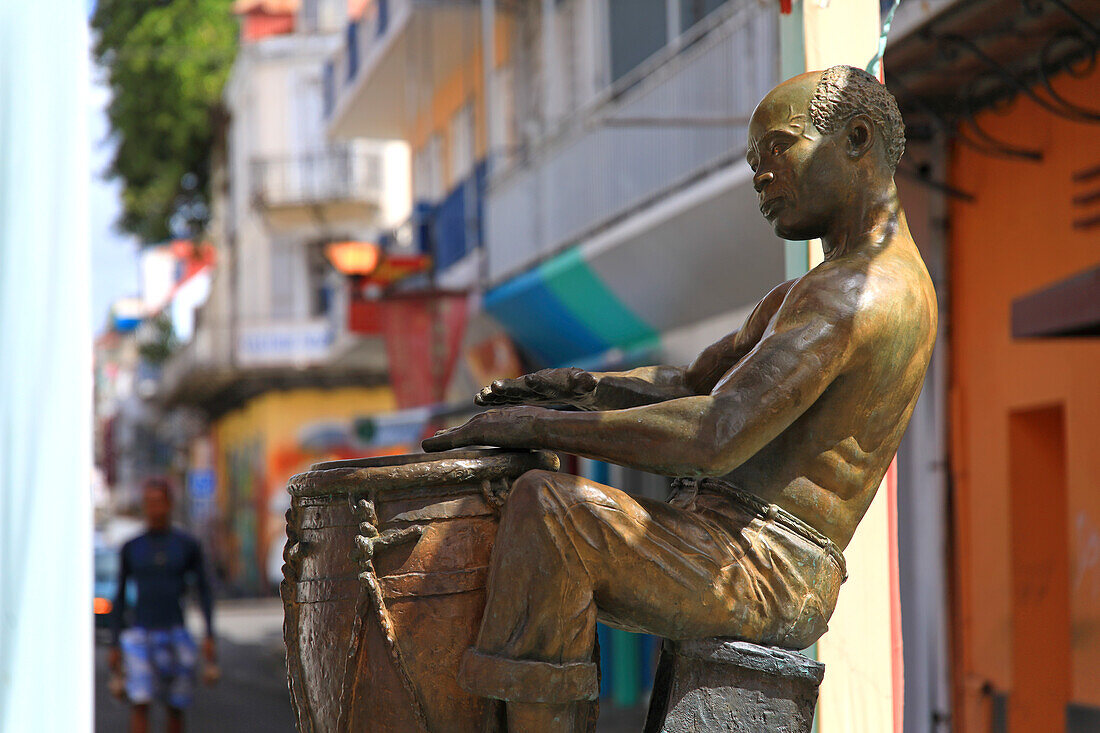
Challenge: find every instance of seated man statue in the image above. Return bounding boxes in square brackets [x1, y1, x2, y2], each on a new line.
[424, 65, 937, 732]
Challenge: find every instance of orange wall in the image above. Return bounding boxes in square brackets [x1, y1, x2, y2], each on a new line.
[949, 67, 1100, 732]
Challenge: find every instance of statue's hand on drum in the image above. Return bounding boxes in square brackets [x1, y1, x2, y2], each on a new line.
[475, 367, 598, 410]
[423, 406, 546, 453]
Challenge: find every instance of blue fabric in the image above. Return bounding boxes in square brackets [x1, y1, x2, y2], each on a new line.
[377, 0, 389, 36]
[431, 161, 486, 271]
[113, 530, 214, 645]
[120, 626, 198, 708]
[346, 20, 359, 80]
[484, 269, 609, 366]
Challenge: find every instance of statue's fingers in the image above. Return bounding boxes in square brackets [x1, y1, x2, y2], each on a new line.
[571, 370, 598, 394]
[423, 431, 462, 452]
[524, 372, 567, 399]
[486, 377, 532, 401]
[475, 387, 520, 406]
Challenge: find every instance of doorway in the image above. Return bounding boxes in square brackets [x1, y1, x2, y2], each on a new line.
[1008, 404, 1069, 732]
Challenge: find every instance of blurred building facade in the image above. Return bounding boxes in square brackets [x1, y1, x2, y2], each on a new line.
[94, 241, 217, 517]
[157, 0, 416, 594]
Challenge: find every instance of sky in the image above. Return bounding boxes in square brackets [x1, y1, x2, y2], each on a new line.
[88, 25, 141, 336]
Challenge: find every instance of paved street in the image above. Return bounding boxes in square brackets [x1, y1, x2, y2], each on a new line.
[95, 597, 649, 732]
[95, 598, 295, 732]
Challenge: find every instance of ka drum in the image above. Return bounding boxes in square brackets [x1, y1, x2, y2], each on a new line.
[281, 448, 560, 732]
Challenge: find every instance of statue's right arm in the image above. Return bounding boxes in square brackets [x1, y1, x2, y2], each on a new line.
[476, 365, 691, 410]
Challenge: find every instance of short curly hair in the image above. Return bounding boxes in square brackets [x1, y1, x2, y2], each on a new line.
[808, 65, 905, 171]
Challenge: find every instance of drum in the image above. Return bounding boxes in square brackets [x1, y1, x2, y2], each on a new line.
[281, 449, 560, 732]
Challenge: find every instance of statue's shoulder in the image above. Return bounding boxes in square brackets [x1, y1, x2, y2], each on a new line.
[779, 265, 866, 325]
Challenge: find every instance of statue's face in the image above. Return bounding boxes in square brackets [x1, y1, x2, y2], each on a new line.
[747, 75, 850, 241]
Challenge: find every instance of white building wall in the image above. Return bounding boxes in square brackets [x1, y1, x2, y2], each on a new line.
[199, 24, 411, 375]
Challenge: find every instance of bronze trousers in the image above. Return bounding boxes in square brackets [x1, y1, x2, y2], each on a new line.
[459, 470, 846, 704]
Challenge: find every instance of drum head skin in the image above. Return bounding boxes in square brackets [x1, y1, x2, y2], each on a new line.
[310, 448, 544, 472]
[289, 449, 561, 499]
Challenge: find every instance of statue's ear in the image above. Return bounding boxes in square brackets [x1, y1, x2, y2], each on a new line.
[845, 114, 874, 160]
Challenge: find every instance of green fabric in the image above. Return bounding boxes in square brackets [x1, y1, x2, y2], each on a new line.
[609, 628, 641, 708]
[786, 240, 810, 280]
[539, 248, 658, 349]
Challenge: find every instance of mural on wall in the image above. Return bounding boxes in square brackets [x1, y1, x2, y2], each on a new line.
[216, 400, 431, 594]
[225, 438, 263, 592]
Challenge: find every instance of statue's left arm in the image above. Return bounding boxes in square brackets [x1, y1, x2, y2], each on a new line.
[424, 281, 857, 475]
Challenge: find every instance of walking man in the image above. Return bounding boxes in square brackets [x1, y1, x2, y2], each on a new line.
[108, 478, 217, 733]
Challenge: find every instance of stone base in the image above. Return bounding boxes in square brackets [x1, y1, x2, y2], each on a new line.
[643, 639, 824, 733]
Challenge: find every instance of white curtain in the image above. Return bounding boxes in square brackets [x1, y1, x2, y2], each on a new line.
[0, 2, 94, 731]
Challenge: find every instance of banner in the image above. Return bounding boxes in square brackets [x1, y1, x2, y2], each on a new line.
[381, 293, 468, 408]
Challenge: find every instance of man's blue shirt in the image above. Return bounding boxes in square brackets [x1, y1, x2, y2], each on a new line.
[111, 528, 214, 645]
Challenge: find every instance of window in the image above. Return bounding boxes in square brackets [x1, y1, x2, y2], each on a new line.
[412, 133, 444, 202]
[490, 65, 514, 167]
[556, 0, 584, 115]
[306, 244, 333, 317]
[300, 0, 319, 33]
[608, 0, 668, 83]
[679, 0, 727, 33]
[448, 102, 475, 188]
[270, 242, 296, 320]
[511, 5, 542, 156]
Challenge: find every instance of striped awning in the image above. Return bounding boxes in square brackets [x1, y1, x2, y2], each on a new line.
[483, 170, 785, 368]
[483, 248, 659, 367]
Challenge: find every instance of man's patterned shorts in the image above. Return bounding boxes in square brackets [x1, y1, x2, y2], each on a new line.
[120, 626, 197, 708]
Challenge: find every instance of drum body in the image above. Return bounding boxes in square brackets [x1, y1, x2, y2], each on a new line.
[282, 449, 559, 732]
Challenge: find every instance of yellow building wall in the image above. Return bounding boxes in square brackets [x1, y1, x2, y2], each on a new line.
[211, 385, 396, 592]
[796, 3, 905, 732]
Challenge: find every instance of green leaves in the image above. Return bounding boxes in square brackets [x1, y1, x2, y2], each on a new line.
[91, 0, 238, 243]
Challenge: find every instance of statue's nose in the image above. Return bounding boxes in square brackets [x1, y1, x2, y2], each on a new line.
[753, 170, 774, 193]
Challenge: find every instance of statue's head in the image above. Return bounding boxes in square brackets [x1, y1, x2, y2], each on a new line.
[747, 65, 905, 241]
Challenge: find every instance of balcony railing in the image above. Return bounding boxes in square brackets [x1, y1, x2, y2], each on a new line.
[250, 142, 383, 209]
[484, 0, 778, 283]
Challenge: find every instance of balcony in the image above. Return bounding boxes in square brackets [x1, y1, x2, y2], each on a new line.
[325, 0, 480, 139]
[484, 0, 779, 284]
[249, 142, 384, 228]
[158, 318, 236, 411]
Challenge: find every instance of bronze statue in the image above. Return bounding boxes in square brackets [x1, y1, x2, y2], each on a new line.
[422, 65, 938, 732]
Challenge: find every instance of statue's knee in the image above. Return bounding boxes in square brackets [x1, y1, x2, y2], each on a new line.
[509, 469, 558, 506]
[503, 468, 572, 512]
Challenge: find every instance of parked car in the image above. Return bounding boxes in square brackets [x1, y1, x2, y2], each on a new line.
[94, 542, 134, 632]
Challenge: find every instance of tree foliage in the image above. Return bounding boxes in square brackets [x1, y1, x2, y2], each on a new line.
[137, 311, 180, 365]
[92, 0, 238, 243]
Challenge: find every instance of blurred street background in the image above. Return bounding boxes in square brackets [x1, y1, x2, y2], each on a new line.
[82, 0, 1100, 732]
